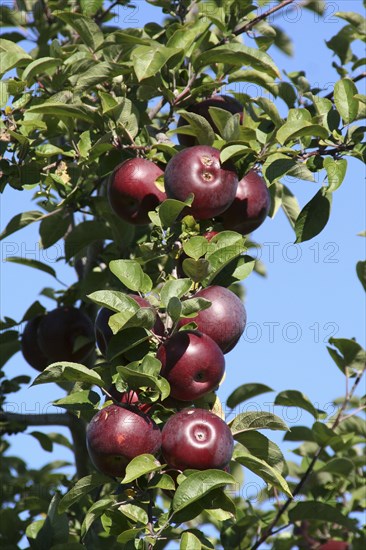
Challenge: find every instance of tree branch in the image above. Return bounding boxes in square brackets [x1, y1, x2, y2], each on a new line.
[251, 366, 365, 549]
[1, 411, 90, 479]
[229, 0, 296, 40]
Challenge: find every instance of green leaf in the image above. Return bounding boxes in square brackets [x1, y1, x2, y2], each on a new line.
[234, 453, 292, 497]
[118, 502, 148, 524]
[58, 474, 114, 514]
[182, 258, 210, 282]
[281, 184, 301, 229]
[274, 390, 319, 419]
[180, 531, 202, 550]
[87, 290, 139, 313]
[29, 431, 53, 452]
[132, 45, 182, 81]
[0, 330, 21, 368]
[40, 211, 71, 249]
[227, 383, 273, 409]
[108, 307, 156, 334]
[177, 111, 216, 145]
[65, 220, 112, 261]
[172, 470, 235, 513]
[31, 362, 105, 388]
[277, 120, 328, 145]
[183, 237, 209, 260]
[324, 158, 347, 192]
[334, 78, 359, 124]
[116, 364, 170, 401]
[288, 501, 357, 531]
[28, 103, 98, 124]
[80, 0, 103, 16]
[5, 257, 56, 278]
[204, 231, 246, 285]
[81, 497, 117, 539]
[0, 38, 31, 75]
[122, 454, 162, 484]
[160, 279, 192, 306]
[22, 57, 62, 84]
[54, 11, 104, 51]
[158, 198, 192, 228]
[167, 297, 182, 323]
[317, 457, 354, 477]
[295, 188, 332, 243]
[0, 211, 44, 241]
[234, 431, 287, 474]
[230, 412, 289, 435]
[53, 390, 100, 411]
[194, 43, 280, 79]
[356, 260, 366, 291]
[181, 297, 212, 317]
[109, 260, 152, 293]
[263, 153, 297, 183]
[254, 96, 283, 126]
[327, 338, 366, 373]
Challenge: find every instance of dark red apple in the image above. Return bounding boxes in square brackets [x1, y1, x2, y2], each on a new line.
[164, 146, 238, 220]
[318, 542, 349, 550]
[108, 158, 166, 225]
[107, 387, 152, 413]
[178, 286, 246, 353]
[21, 315, 49, 371]
[177, 95, 243, 147]
[86, 404, 162, 477]
[161, 408, 234, 470]
[95, 295, 165, 357]
[156, 330, 225, 401]
[219, 170, 270, 234]
[37, 307, 94, 363]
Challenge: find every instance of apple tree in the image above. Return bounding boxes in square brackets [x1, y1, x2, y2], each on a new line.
[0, 1, 365, 549]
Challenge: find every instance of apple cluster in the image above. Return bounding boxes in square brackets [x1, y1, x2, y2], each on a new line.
[86, 96, 270, 479]
[22, 96, 271, 481]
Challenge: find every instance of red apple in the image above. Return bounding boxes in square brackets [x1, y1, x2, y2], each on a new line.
[161, 408, 234, 470]
[177, 95, 243, 147]
[318, 542, 349, 550]
[108, 158, 166, 225]
[37, 307, 94, 363]
[219, 170, 270, 234]
[164, 146, 238, 220]
[178, 286, 246, 353]
[21, 315, 49, 371]
[86, 404, 162, 477]
[95, 295, 164, 357]
[156, 330, 225, 401]
[107, 387, 152, 413]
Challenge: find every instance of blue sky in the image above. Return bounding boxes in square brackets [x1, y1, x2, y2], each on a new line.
[1, 0, 365, 541]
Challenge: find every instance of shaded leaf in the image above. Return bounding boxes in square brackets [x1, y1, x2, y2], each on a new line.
[234, 453, 292, 497]
[227, 383, 273, 409]
[274, 390, 319, 419]
[288, 501, 358, 531]
[58, 474, 113, 514]
[109, 260, 152, 293]
[230, 412, 289, 435]
[295, 188, 332, 243]
[0, 211, 44, 241]
[172, 470, 235, 513]
[5, 257, 56, 278]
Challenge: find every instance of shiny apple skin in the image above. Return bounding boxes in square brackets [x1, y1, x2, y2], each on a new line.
[37, 307, 94, 363]
[164, 146, 238, 220]
[178, 286, 246, 353]
[219, 170, 270, 234]
[21, 315, 49, 371]
[108, 158, 166, 225]
[95, 295, 164, 356]
[156, 330, 225, 401]
[161, 408, 234, 470]
[86, 404, 162, 477]
[177, 95, 243, 147]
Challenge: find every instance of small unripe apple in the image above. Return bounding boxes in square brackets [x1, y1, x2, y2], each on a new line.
[86, 404, 162, 477]
[21, 316, 49, 371]
[156, 330, 225, 401]
[219, 170, 270, 234]
[95, 295, 165, 357]
[164, 146, 238, 220]
[108, 158, 166, 225]
[161, 408, 234, 470]
[178, 285, 246, 353]
[37, 307, 94, 363]
[177, 95, 243, 147]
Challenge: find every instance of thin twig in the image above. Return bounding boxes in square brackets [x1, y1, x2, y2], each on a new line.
[251, 365, 365, 549]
